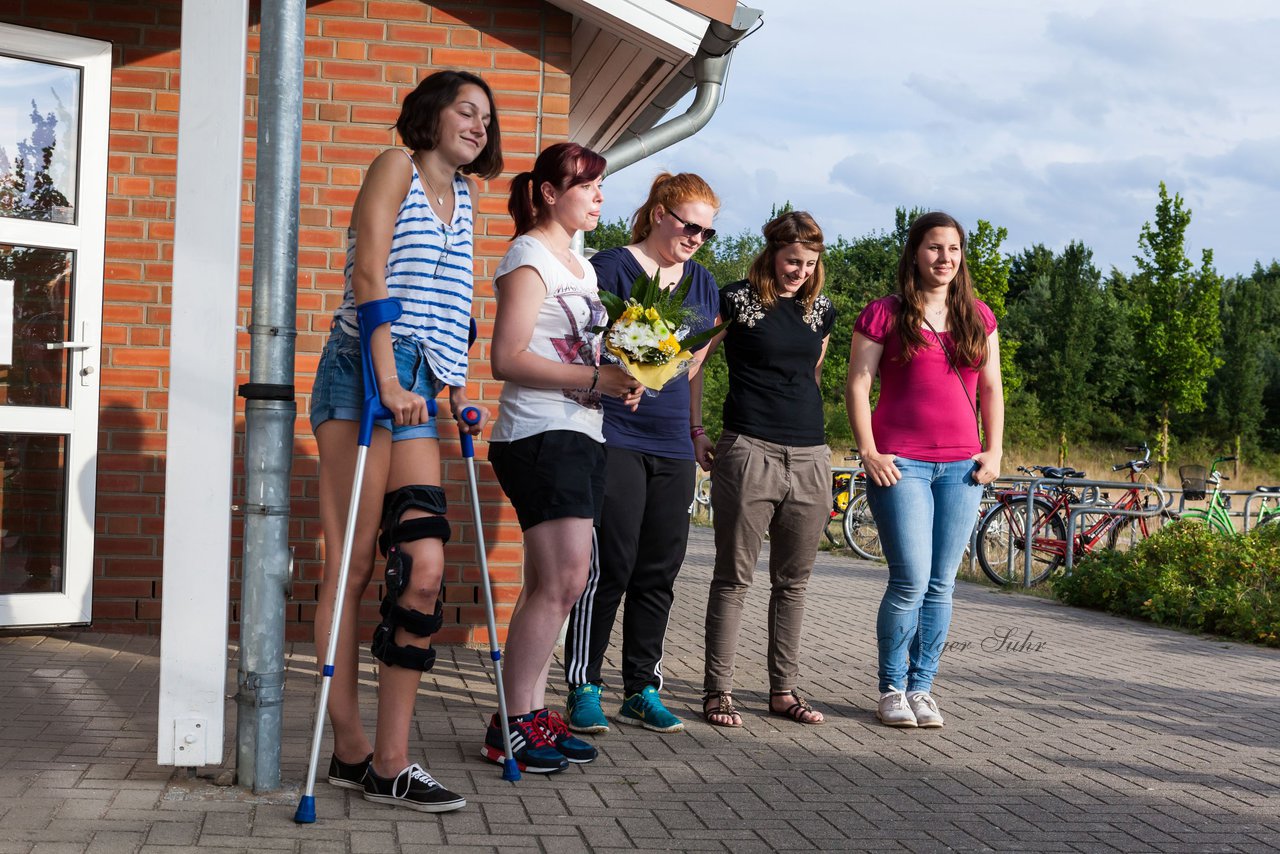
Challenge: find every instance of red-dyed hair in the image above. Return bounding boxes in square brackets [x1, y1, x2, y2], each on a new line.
[507, 142, 606, 236]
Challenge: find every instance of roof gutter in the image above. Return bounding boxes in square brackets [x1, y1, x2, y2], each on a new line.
[600, 5, 762, 177]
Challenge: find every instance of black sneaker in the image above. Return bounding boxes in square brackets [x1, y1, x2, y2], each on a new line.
[327, 752, 372, 790]
[533, 708, 598, 763]
[362, 762, 466, 813]
[482, 713, 568, 773]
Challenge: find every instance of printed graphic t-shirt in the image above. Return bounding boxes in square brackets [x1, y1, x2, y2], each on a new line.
[490, 234, 606, 443]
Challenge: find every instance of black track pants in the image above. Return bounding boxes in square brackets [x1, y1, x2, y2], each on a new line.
[564, 447, 695, 696]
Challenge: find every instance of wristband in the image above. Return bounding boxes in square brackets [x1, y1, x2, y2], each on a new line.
[380, 373, 398, 385]
[690, 426, 707, 439]
[589, 365, 599, 391]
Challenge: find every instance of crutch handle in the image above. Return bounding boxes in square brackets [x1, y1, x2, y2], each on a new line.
[356, 298, 402, 447]
[459, 406, 481, 459]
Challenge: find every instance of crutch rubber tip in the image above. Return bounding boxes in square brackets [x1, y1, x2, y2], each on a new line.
[294, 796, 316, 824]
[502, 759, 521, 783]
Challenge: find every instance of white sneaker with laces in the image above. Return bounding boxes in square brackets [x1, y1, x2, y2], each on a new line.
[877, 688, 917, 728]
[906, 691, 944, 728]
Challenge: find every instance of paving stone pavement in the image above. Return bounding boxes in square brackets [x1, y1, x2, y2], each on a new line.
[2, 524, 1279, 853]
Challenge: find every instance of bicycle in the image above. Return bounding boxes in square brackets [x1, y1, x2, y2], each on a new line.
[975, 444, 1159, 586]
[823, 455, 862, 549]
[842, 489, 883, 562]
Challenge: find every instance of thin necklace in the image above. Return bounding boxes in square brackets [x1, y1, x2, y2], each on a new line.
[413, 153, 451, 206]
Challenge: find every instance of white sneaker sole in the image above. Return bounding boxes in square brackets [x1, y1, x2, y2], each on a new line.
[362, 791, 466, 813]
[877, 713, 918, 728]
[614, 712, 685, 733]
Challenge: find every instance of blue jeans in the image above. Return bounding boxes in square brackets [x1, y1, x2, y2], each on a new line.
[866, 457, 984, 694]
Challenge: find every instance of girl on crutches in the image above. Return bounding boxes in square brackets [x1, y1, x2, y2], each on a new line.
[307, 71, 502, 812]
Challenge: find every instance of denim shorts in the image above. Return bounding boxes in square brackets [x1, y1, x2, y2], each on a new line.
[309, 327, 444, 441]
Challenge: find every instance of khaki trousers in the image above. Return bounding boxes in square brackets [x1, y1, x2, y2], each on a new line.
[703, 431, 830, 693]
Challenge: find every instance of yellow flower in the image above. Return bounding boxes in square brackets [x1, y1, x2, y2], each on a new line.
[659, 334, 680, 355]
[645, 307, 661, 323]
[621, 306, 641, 323]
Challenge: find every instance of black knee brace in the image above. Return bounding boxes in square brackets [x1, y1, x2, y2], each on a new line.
[371, 485, 452, 670]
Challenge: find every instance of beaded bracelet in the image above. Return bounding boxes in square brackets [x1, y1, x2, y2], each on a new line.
[690, 426, 707, 439]
[589, 365, 600, 391]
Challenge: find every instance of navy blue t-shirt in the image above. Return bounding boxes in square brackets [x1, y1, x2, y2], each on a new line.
[592, 246, 720, 460]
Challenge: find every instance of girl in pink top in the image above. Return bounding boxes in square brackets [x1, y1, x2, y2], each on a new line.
[846, 211, 1004, 730]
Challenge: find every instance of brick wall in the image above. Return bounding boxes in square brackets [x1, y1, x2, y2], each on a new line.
[3, 0, 571, 641]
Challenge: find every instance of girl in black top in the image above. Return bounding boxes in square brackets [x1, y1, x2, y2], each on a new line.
[692, 211, 835, 727]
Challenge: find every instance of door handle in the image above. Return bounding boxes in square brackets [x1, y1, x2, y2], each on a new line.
[46, 340, 92, 351]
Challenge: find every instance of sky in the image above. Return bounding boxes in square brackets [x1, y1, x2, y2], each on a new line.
[598, 0, 1280, 278]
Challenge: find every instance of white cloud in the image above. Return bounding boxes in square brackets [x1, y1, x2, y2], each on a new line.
[600, 0, 1280, 274]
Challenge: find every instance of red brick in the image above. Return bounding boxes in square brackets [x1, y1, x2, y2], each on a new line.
[385, 23, 449, 45]
[332, 81, 398, 103]
[368, 0, 429, 20]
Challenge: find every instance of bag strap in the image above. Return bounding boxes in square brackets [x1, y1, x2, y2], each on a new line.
[921, 316, 982, 446]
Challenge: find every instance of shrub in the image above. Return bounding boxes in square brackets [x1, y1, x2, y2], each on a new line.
[1051, 520, 1280, 646]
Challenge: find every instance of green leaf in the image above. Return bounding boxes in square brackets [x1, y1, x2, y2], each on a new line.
[598, 288, 627, 322]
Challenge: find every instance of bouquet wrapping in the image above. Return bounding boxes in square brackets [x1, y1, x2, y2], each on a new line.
[596, 269, 728, 392]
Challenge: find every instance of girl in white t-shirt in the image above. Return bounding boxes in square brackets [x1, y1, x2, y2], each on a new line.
[483, 142, 642, 773]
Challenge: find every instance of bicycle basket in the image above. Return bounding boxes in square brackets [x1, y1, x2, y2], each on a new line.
[1179, 465, 1207, 501]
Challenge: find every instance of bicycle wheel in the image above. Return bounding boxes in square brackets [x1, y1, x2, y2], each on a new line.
[976, 496, 1065, 585]
[843, 493, 884, 562]
[1106, 498, 1154, 552]
[1179, 509, 1234, 535]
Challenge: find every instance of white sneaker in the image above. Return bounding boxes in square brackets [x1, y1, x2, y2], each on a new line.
[906, 691, 944, 728]
[877, 689, 917, 728]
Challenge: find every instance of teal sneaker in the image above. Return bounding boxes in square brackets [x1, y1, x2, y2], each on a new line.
[616, 685, 685, 733]
[566, 683, 610, 734]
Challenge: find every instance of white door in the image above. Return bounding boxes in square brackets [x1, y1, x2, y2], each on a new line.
[0, 24, 110, 626]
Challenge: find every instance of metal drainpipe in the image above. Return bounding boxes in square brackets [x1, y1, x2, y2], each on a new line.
[571, 6, 762, 255]
[235, 0, 305, 794]
[600, 7, 761, 177]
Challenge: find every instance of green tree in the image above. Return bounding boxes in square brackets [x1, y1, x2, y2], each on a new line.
[1126, 183, 1223, 481]
[584, 216, 631, 252]
[1210, 269, 1274, 468]
[1004, 242, 1114, 463]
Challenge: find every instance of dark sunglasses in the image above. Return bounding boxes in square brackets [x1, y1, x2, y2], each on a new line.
[667, 209, 716, 241]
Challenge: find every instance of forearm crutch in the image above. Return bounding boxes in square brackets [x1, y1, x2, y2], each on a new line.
[296, 298, 411, 824]
[458, 406, 521, 782]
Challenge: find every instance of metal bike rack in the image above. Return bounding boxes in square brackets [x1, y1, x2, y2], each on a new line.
[1241, 490, 1280, 533]
[1060, 479, 1171, 575]
[969, 475, 1170, 587]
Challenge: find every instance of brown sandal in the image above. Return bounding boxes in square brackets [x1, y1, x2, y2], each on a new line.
[702, 691, 743, 728]
[769, 689, 824, 725]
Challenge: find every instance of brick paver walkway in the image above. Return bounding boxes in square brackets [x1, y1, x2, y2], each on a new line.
[2, 525, 1278, 852]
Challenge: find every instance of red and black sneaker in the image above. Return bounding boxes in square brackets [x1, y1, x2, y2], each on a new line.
[533, 708, 598, 763]
[482, 712, 568, 773]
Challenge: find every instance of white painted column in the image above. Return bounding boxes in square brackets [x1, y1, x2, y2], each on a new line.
[157, 0, 249, 767]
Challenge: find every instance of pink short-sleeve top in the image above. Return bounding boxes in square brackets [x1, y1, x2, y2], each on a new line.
[854, 294, 997, 462]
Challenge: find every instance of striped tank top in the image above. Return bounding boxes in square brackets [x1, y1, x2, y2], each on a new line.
[334, 151, 474, 388]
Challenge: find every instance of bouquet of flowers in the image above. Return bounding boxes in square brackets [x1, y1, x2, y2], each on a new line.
[596, 269, 728, 391]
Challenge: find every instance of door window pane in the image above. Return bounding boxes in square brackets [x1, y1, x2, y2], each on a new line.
[0, 243, 72, 408]
[0, 432, 66, 594]
[0, 54, 79, 224]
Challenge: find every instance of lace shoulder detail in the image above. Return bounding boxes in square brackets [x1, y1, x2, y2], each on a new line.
[724, 284, 765, 328]
[803, 294, 834, 333]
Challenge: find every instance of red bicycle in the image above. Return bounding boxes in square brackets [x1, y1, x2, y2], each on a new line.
[975, 444, 1157, 586]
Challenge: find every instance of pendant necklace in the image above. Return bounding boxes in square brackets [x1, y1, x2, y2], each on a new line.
[414, 154, 449, 206]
